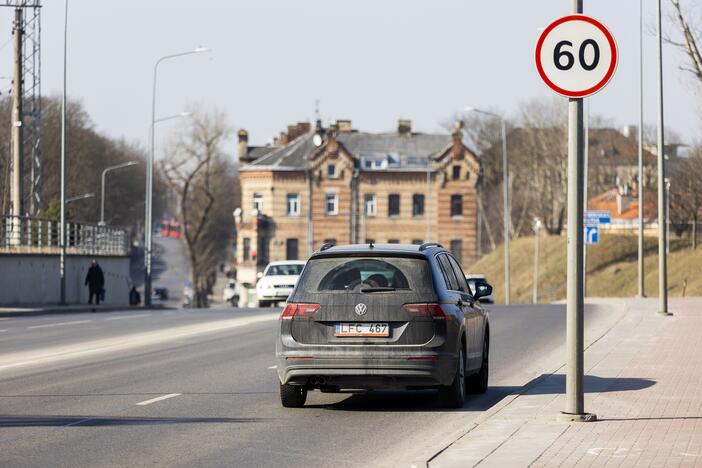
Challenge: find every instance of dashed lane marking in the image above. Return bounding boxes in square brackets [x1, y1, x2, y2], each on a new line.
[105, 314, 151, 321]
[136, 393, 181, 406]
[27, 320, 92, 330]
[268, 365, 277, 369]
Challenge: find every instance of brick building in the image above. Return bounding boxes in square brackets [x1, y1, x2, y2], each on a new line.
[234, 119, 480, 285]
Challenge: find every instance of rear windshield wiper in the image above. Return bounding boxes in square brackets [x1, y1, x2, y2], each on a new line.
[361, 287, 407, 293]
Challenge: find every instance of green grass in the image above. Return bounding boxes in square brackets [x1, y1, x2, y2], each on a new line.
[467, 232, 698, 304]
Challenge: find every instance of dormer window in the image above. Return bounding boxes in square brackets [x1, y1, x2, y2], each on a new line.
[452, 165, 461, 180]
[327, 164, 337, 178]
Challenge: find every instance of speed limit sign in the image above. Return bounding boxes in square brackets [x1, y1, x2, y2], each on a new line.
[535, 15, 618, 98]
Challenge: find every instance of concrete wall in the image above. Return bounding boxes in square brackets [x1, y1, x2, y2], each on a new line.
[0, 255, 131, 305]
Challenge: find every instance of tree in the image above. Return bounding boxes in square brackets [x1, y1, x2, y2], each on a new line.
[160, 109, 236, 308]
[670, 0, 702, 88]
[669, 148, 702, 248]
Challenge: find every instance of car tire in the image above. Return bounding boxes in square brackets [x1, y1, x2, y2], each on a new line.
[280, 383, 307, 408]
[258, 300, 268, 308]
[438, 344, 466, 408]
[467, 330, 489, 394]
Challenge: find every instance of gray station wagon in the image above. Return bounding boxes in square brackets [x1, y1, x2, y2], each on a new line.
[275, 242, 492, 408]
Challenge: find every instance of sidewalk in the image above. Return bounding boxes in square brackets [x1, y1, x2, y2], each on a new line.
[430, 297, 702, 467]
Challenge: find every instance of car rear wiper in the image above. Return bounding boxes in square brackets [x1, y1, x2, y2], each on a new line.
[361, 287, 408, 293]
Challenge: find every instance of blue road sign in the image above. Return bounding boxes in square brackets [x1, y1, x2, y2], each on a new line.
[584, 210, 611, 226]
[585, 225, 599, 245]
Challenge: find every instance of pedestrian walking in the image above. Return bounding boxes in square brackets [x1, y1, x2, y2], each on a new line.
[85, 259, 105, 305]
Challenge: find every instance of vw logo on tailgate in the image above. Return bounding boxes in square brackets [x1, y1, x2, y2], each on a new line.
[354, 303, 367, 316]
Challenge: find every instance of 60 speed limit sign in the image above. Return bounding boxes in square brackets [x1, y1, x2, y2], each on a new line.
[535, 15, 618, 98]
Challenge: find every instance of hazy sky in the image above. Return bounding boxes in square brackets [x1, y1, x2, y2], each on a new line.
[2, 0, 700, 148]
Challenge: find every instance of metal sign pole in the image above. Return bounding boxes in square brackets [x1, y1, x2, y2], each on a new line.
[563, 0, 594, 421]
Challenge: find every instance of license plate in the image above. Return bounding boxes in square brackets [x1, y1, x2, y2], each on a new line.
[335, 323, 389, 337]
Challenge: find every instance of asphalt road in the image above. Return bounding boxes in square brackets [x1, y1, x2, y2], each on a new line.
[0, 303, 625, 467]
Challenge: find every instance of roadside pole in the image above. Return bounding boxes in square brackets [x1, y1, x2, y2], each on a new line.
[656, 0, 671, 316]
[535, 1, 617, 421]
[532, 218, 541, 304]
[638, 0, 646, 298]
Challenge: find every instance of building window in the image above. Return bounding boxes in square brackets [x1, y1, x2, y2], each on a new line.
[388, 239, 400, 244]
[252, 193, 263, 213]
[412, 194, 425, 217]
[452, 165, 461, 180]
[286, 193, 300, 216]
[327, 164, 337, 178]
[388, 194, 400, 217]
[243, 237, 251, 262]
[450, 194, 463, 217]
[411, 239, 423, 245]
[286, 239, 299, 260]
[364, 194, 377, 216]
[450, 240, 463, 261]
[325, 193, 338, 215]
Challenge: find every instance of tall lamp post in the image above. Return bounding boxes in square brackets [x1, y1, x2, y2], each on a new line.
[656, 0, 670, 315]
[145, 48, 210, 306]
[465, 107, 510, 304]
[532, 217, 542, 305]
[59, 0, 68, 304]
[638, 0, 646, 298]
[100, 161, 139, 225]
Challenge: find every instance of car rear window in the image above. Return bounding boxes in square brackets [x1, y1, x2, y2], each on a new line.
[295, 256, 434, 293]
[266, 264, 304, 276]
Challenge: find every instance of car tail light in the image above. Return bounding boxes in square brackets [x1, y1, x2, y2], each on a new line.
[403, 303, 447, 319]
[280, 303, 320, 320]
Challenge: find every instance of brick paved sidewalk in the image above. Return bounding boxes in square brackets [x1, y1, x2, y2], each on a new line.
[430, 298, 702, 467]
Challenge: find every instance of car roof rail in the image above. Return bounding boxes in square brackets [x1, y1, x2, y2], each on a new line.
[319, 242, 335, 252]
[419, 242, 443, 251]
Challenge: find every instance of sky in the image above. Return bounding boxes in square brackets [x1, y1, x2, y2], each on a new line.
[1, 0, 700, 149]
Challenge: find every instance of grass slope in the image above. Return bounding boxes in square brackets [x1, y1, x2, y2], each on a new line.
[467, 232, 699, 304]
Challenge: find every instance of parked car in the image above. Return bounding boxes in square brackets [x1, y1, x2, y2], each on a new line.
[153, 287, 169, 301]
[275, 242, 492, 408]
[256, 260, 306, 307]
[465, 274, 494, 303]
[222, 280, 242, 307]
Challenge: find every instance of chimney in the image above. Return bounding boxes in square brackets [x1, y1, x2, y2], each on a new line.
[621, 125, 638, 139]
[398, 119, 412, 136]
[238, 129, 249, 160]
[336, 119, 352, 133]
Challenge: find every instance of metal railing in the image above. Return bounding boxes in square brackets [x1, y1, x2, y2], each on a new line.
[0, 215, 129, 256]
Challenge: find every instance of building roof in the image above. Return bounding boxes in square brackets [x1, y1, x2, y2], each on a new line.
[588, 188, 657, 220]
[241, 131, 467, 173]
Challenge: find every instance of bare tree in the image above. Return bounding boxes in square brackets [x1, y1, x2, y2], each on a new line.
[670, 0, 702, 86]
[160, 109, 235, 308]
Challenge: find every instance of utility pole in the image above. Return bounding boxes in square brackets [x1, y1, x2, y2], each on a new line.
[10, 7, 24, 243]
[564, 0, 592, 421]
[59, 0, 68, 305]
[532, 218, 541, 304]
[638, 0, 646, 298]
[583, 100, 589, 298]
[656, 0, 670, 316]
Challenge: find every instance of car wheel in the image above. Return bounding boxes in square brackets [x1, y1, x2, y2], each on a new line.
[467, 330, 489, 394]
[438, 344, 466, 408]
[280, 383, 307, 408]
[258, 300, 268, 308]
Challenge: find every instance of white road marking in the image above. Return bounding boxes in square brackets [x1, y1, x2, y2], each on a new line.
[27, 320, 92, 330]
[136, 393, 181, 406]
[268, 365, 277, 369]
[0, 329, 7, 333]
[105, 313, 151, 321]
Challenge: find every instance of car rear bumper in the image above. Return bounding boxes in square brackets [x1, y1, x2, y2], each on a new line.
[276, 354, 457, 388]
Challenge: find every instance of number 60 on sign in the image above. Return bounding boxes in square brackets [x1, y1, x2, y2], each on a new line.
[535, 15, 618, 98]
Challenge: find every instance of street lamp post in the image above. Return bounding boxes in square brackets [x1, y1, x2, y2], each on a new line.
[100, 161, 139, 225]
[656, 0, 670, 315]
[59, 0, 68, 305]
[532, 217, 542, 305]
[638, 0, 646, 298]
[66, 193, 95, 204]
[465, 107, 510, 304]
[145, 48, 210, 307]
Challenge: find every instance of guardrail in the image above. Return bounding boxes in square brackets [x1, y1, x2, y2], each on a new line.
[0, 215, 129, 256]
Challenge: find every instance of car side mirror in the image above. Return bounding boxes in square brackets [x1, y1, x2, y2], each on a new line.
[473, 280, 493, 300]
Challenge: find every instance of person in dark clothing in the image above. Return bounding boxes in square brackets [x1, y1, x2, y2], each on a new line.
[85, 259, 105, 305]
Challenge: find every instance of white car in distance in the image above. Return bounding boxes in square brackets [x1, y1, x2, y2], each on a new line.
[256, 261, 306, 308]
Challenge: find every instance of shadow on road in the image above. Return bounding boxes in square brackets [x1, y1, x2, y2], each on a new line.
[307, 374, 655, 412]
[0, 415, 267, 427]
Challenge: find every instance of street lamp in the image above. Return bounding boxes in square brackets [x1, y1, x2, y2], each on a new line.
[66, 193, 95, 204]
[100, 161, 139, 225]
[656, 0, 670, 315]
[59, 0, 68, 304]
[145, 48, 210, 306]
[464, 107, 510, 304]
[532, 217, 542, 305]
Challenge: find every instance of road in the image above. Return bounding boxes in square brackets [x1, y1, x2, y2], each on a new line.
[0, 303, 625, 467]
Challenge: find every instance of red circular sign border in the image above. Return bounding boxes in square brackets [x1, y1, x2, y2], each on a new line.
[535, 15, 618, 98]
